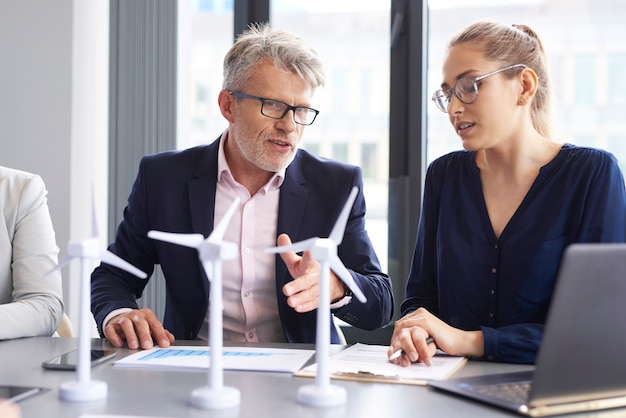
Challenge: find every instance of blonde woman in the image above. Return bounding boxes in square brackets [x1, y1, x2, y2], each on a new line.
[389, 21, 626, 365]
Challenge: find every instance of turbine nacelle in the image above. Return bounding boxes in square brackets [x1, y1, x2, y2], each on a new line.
[309, 238, 336, 259]
[67, 238, 100, 258]
[198, 241, 238, 262]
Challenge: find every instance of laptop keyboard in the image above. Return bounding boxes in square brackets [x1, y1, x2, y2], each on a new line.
[470, 382, 532, 404]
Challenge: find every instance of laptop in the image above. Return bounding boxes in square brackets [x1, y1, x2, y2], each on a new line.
[429, 243, 626, 417]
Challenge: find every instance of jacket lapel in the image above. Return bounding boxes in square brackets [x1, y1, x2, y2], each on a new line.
[188, 139, 220, 236]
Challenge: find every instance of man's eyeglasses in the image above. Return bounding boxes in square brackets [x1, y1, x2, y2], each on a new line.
[431, 64, 528, 113]
[229, 91, 319, 125]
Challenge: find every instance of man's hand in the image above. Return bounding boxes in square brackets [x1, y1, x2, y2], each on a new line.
[104, 308, 175, 350]
[277, 234, 345, 312]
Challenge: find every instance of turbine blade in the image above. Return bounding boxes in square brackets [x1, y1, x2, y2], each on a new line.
[210, 197, 241, 241]
[264, 237, 319, 254]
[147, 230, 205, 248]
[329, 186, 358, 245]
[101, 250, 147, 279]
[43, 255, 74, 276]
[329, 255, 367, 303]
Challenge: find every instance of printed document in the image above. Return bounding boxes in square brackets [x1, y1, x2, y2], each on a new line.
[295, 343, 467, 385]
[114, 346, 315, 373]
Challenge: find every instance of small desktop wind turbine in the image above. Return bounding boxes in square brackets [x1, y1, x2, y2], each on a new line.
[48, 193, 147, 402]
[147, 197, 241, 410]
[265, 186, 367, 407]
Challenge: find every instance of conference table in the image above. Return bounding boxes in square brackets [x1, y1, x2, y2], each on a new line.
[1, 337, 622, 418]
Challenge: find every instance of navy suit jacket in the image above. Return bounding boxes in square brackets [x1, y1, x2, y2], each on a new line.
[91, 137, 393, 343]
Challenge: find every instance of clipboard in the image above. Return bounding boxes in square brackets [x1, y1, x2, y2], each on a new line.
[294, 343, 467, 386]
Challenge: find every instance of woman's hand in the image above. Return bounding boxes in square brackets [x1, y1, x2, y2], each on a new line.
[387, 307, 484, 366]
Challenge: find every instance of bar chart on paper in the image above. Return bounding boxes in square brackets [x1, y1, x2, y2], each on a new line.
[114, 346, 315, 373]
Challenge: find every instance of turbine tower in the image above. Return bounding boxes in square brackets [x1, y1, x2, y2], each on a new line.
[147, 197, 241, 410]
[48, 193, 147, 402]
[265, 186, 367, 407]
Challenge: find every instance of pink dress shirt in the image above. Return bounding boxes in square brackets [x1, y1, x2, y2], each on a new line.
[197, 132, 287, 342]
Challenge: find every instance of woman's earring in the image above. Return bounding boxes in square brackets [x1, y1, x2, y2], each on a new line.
[518, 98, 525, 105]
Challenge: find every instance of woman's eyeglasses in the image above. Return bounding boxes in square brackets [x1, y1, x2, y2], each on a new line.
[431, 64, 528, 113]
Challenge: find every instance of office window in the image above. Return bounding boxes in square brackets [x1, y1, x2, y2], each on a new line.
[194, 0, 233, 10]
[607, 135, 626, 174]
[332, 143, 349, 163]
[360, 143, 377, 180]
[179, 1, 234, 150]
[332, 69, 351, 117]
[271, 1, 390, 271]
[607, 54, 626, 124]
[574, 54, 596, 106]
[426, 1, 626, 166]
[192, 84, 210, 131]
[573, 135, 596, 148]
[605, 54, 626, 170]
[302, 142, 320, 157]
[608, 55, 626, 106]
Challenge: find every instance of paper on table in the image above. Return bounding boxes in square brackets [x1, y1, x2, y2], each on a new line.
[295, 343, 467, 385]
[114, 346, 315, 373]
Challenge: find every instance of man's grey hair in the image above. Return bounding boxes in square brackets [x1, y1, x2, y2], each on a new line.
[222, 22, 325, 92]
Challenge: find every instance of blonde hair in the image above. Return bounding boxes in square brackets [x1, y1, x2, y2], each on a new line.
[223, 23, 325, 92]
[448, 21, 552, 138]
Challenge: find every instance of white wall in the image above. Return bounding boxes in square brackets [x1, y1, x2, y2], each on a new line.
[0, 2, 72, 247]
[0, 0, 109, 336]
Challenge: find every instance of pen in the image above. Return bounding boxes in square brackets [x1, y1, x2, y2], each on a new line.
[389, 337, 435, 361]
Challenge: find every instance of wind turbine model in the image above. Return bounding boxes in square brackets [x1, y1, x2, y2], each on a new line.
[147, 197, 241, 410]
[265, 186, 367, 407]
[48, 197, 147, 402]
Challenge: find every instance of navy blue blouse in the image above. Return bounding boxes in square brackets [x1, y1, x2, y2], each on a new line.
[403, 144, 626, 364]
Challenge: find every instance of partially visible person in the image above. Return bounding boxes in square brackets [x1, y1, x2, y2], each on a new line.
[388, 21, 626, 366]
[0, 399, 21, 418]
[91, 23, 393, 350]
[0, 166, 64, 339]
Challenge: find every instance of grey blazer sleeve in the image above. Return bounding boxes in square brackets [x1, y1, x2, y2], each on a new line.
[0, 168, 64, 339]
